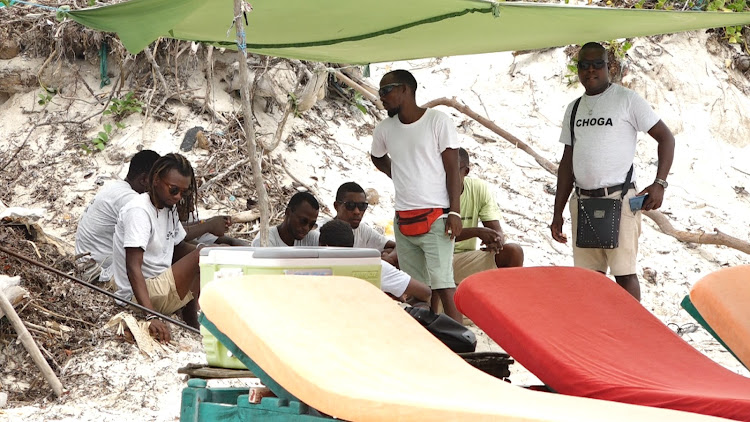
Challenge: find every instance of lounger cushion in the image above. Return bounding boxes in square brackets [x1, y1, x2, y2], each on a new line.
[690, 265, 750, 369]
[455, 266, 750, 421]
[199, 274, 727, 422]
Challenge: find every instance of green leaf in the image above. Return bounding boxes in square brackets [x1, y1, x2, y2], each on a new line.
[355, 103, 367, 114]
[95, 143, 106, 151]
[104, 123, 112, 133]
[116, 122, 126, 129]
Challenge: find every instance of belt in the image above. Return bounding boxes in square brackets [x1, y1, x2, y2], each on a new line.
[577, 182, 635, 198]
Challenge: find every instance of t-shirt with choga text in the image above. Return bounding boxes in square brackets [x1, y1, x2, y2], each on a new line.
[559, 84, 660, 190]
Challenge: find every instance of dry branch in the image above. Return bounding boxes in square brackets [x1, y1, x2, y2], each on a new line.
[331, 69, 384, 110]
[645, 211, 750, 254]
[0, 276, 63, 398]
[422, 97, 557, 174]
[231, 210, 261, 224]
[198, 158, 250, 193]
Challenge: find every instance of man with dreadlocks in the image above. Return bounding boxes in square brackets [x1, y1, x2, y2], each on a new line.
[111, 153, 203, 343]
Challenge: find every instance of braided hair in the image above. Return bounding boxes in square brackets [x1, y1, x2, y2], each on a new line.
[148, 153, 198, 222]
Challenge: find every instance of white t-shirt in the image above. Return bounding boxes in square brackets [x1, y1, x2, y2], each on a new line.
[251, 225, 320, 247]
[353, 223, 389, 251]
[111, 193, 186, 300]
[559, 84, 660, 190]
[380, 261, 410, 298]
[75, 180, 138, 280]
[371, 108, 460, 210]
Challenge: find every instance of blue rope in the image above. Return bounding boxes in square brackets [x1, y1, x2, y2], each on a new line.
[9, 0, 59, 11]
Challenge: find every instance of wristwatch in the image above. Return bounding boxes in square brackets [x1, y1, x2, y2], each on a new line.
[654, 178, 668, 189]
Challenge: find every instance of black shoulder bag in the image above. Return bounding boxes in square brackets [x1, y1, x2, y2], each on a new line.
[570, 98, 632, 249]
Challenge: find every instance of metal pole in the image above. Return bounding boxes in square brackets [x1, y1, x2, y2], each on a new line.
[0, 245, 200, 334]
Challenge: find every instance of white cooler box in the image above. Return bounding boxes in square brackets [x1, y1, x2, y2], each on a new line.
[199, 246, 381, 369]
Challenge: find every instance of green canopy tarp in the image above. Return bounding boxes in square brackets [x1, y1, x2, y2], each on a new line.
[67, 0, 750, 64]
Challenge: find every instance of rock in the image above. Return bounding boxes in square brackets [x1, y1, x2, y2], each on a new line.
[365, 188, 380, 205]
[180, 126, 205, 151]
[195, 130, 209, 150]
[734, 55, 750, 72]
[0, 39, 20, 60]
[643, 267, 658, 284]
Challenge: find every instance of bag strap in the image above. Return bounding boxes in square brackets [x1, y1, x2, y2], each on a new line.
[570, 97, 581, 194]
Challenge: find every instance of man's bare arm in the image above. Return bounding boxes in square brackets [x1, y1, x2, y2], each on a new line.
[371, 154, 392, 179]
[640, 120, 675, 210]
[441, 148, 463, 239]
[550, 145, 574, 244]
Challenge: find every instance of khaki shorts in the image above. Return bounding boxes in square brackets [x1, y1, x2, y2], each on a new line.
[570, 188, 641, 276]
[132, 268, 194, 316]
[453, 250, 497, 285]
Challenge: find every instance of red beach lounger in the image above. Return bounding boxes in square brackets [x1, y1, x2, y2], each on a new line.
[455, 266, 750, 421]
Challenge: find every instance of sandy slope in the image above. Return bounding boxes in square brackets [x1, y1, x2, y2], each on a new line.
[1, 30, 749, 421]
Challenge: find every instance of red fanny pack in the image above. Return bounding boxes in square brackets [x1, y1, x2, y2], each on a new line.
[396, 208, 447, 236]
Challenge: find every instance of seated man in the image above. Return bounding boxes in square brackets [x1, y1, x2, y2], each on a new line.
[252, 191, 320, 247]
[333, 182, 395, 253]
[319, 219, 430, 304]
[75, 150, 160, 282]
[453, 148, 524, 285]
[111, 153, 203, 343]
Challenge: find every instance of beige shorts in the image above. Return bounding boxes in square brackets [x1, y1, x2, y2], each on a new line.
[570, 188, 641, 276]
[132, 268, 194, 316]
[453, 250, 497, 285]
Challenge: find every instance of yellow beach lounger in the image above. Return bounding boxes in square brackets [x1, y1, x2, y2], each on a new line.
[190, 275, 731, 422]
[684, 265, 750, 370]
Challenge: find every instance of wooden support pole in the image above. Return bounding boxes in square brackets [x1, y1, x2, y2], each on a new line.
[0, 277, 63, 397]
[234, 0, 270, 247]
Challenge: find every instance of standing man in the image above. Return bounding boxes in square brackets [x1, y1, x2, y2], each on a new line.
[371, 69, 463, 322]
[76, 150, 160, 282]
[111, 153, 204, 343]
[252, 191, 320, 247]
[453, 148, 524, 285]
[550, 42, 675, 301]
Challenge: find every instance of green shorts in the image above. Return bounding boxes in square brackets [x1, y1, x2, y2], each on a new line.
[394, 215, 456, 290]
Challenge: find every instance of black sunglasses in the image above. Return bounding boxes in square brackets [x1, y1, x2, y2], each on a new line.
[378, 83, 403, 97]
[165, 182, 189, 197]
[343, 201, 368, 212]
[577, 60, 607, 70]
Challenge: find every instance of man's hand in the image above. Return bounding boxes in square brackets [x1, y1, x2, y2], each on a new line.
[550, 214, 568, 244]
[148, 319, 171, 343]
[445, 214, 462, 240]
[475, 227, 504, 253]
[206, 216, 231, 237]
[637, 184, 665, 211]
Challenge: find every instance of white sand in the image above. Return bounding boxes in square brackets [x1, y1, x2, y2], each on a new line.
[1, 30, 749, 420]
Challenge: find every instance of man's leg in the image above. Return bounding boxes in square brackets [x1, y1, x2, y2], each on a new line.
[422, 219, 462, 322]
[615, 274, 640, 301]
[170, 244, 202, 326]
[494, 243, 524, 268]
[608, 189, 642, 302]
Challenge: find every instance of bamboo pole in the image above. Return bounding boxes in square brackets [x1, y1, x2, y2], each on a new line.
[0, 278, 63, 397]
[233, 0, 270, 246]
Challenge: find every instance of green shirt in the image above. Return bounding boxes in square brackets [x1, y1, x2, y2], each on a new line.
[454, 177, 502, 254]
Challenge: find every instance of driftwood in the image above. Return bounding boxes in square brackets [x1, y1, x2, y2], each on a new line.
[231, 210, 261, 224]
[331, 69, 384, 110]
[0, 276, 63, 397]
[423, 97, 750, 255]
[178, 363, 256, 379]
[422, 97, 558, 175]
[645, 211, 750, 254]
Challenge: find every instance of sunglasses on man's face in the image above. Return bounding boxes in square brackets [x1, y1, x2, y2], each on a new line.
[343, 201, 368, 212]
[378, 83, 403, 97]
[577, 60, 607, 71]
[165, 183, 190, 197]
